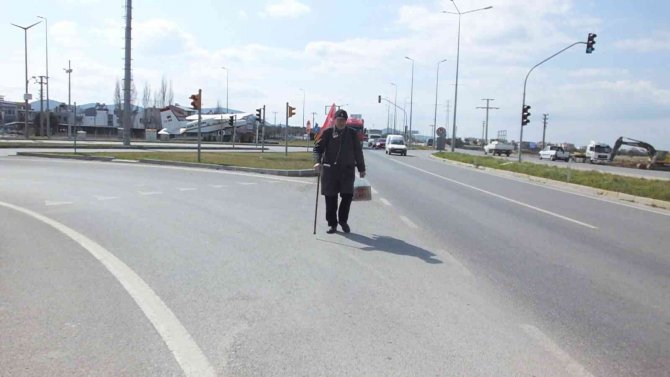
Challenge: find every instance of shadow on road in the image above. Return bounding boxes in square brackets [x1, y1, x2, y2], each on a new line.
[338, 233, 442, 264]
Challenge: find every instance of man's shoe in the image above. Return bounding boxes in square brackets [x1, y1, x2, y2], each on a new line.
[327, 226, 337, 234]
[340, 223, 350, 233]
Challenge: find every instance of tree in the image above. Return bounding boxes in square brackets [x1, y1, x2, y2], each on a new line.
[167, 80, 174, 106]
[156, 75, 168, 108]
[216, 100, 223, 114]
[142, 82, 152, 128]
[114, 79, 122, 126]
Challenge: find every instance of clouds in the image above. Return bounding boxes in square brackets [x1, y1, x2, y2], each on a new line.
[614, 30, 670, 53]
[262, 0, 311, 19]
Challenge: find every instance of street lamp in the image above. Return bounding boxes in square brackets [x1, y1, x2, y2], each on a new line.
[300, 88, 306, 150]
[222, 66, 231, 146]
[433, 59, 447, 149]
[64, 60, 73, 138]
[390, 82, 398, 134]
[11, 20, 41, 139]
[37, 16, 50, 138]
[443, 1, 493, 151]
[405, 56, 414, 146]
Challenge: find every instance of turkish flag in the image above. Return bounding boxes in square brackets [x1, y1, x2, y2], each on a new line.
[315, 103, 337, 142]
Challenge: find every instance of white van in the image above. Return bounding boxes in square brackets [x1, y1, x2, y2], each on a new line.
[385, 135, 407, 156]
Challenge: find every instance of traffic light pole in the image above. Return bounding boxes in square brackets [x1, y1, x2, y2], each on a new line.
[285, 102, 289, 156]
[197, 89, 202, 163]
[232, 114, 236, 149]
[261, 105, 266, 154]
[519, 41, 586, 162]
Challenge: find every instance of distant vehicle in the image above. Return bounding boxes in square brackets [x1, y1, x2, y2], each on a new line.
[373, 138, 386, 149]
[346, 116, 365, 142]
[368, 137, 379, 148]
[539, 145, 570, 161]
[483, 140, 513, 156]
[385, 135, 407, 156]
[585, 141, 612, 163]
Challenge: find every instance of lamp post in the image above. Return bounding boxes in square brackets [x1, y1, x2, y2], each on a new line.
[64, 60, 73, 138]
[433, 59, 447, 149]
[404, 56, 414, 147]
[443, 1, 493, 151]
[11, 21, 41, 139]
[390, 82, 398, 134]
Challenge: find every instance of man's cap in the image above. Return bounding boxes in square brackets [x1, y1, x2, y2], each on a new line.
[335, 109, 348, 119]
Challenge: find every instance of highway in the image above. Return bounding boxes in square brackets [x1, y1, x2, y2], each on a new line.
[1, 152, 669, 376]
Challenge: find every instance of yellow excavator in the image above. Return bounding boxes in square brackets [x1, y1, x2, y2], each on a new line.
[609, 137, 670, 171]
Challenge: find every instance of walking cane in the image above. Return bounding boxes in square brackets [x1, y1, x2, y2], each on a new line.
[313, 166, 321, 235]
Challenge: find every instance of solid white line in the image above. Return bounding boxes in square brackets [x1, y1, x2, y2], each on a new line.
[399, 215, 418, 229]
[139, 191, 162, 196]
[379, 198, 392, 206]
[520, 324, 594, 377]
[386, 157, 598, 229]
[95, 196, 119, 201]
[45, 200, 73, 206]
[178, 188, 197, 191]
[0, 200, 216, 377]
[237, 182, 257, 186]
[209, 185, 226, 188]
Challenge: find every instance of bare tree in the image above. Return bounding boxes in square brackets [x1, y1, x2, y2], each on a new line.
[216, 100, 222, 114]
[131, 80, 139, 127]
[167, 80, 174, 106]
[156, 76, 168, 108]
[142, 82, 151, 128]
[114, 79, 122, 127]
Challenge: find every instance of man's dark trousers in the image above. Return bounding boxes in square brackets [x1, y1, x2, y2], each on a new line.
[325, 194, 353, 227]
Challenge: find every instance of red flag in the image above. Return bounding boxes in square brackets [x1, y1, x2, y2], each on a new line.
[315, 103, 337, 142]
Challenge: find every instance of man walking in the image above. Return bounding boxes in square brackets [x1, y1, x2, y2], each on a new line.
[313, 109, 366, 234]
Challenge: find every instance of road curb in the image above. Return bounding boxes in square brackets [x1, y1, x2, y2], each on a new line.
[15, 152, 316, 177]
[428, 154, 670, 211]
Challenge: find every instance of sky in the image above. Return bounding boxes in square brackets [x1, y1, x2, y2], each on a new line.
[2, 0, 669, 149]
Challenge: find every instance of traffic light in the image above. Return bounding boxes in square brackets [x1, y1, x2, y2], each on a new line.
[586, 33, 597, 54]
[228, 116, 234, 126]
[189, 93, 201, 110]
[287, 104, 296, 118]
[255, 108, 262, 120]
[522, 105, 531, 126]
[378, 95, 381, 103]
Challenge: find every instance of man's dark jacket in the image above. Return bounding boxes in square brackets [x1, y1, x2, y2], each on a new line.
[313, 126, 366, 196]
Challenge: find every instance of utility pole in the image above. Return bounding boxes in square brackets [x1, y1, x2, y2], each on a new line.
[261, 105, 266, 153]
[64, 60, 73, 138]
[37, 16, 50, 138]
[122, 0, 133, 146]
[34, 76, 46, 136]
[476, 98, 499, 145]
[445, 100, 450, 139]
[542, 113, 548, 149]
[197, 89, 202, 162]
[273, 111, 277, 127]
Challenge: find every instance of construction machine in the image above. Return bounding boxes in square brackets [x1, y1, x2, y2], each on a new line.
[610, 137, 670, 171]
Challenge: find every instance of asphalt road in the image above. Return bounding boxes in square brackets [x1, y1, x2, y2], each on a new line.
[1, 153, 669, 376]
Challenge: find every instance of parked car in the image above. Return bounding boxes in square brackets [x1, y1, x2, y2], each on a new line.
[539, 145, 570, 161]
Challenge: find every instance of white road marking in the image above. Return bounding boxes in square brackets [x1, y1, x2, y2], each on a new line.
[379, 198, 392, 206]
[427, 153, 670, 217]
[371, 187, 379, 195]
[399, 215, 418, 229]
[45, 201, 73, 206]
[237, 182, 257, 186]
[209, 185, 226, 188]
[139, 191, 162, 196]
[520, 324, 594, 377]
[178, 188, 197, 191]
[385, 157, 598, 229]
[0, 200, 216, 377]
[94, 196, 119, 201]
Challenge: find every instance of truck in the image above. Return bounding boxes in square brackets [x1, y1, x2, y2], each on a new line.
[538, 145, 571, 161]
[585, 141, 612, 163]
[484, 140, 514, 156]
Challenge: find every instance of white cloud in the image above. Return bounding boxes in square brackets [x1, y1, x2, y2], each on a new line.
[238, 10, 249, 20]
[615, 31, 670, 53]
[263, 0, 311, 19]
